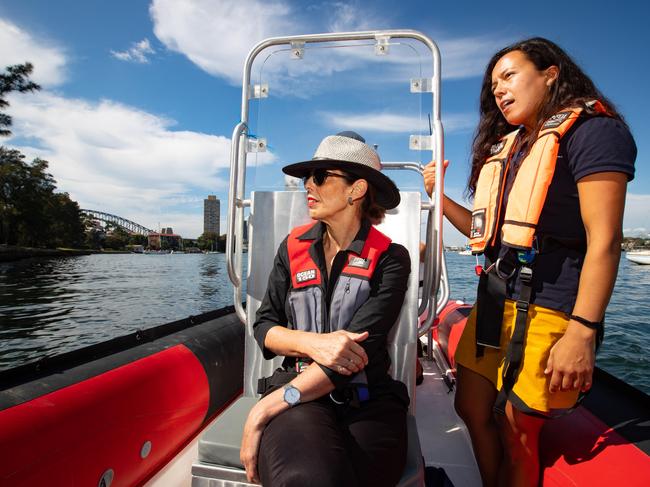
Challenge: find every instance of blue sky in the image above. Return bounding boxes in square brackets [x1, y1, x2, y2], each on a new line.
[0, 0, 647, 244]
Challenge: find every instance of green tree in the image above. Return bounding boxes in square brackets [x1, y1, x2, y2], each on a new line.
[44, 192, 86, 248]
[0, 63, 93, 250]
[84, 219, 105, 249]
[0, 147, 23, 243]
[197, 231, 218, 251]
[217, 234, 227, 252]
[0, 63, 75, 248]
[15, 158, 56, 246]
[128, 234, 148, 246]
[1, 63, 40, 136]
[0, 148, 86, 248]
[103, 226, 130, 250]
[0, 148, 55, 246]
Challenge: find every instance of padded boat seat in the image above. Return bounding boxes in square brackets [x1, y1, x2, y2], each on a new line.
[197, 396, 424, 486]
[198, 397, 257, 468]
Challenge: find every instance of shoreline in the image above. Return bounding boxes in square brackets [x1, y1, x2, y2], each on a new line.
[0, 246, 130, 263]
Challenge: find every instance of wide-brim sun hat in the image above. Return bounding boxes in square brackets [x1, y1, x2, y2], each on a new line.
[282, 131, 401, 210]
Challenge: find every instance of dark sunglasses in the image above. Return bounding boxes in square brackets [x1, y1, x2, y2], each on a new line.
[303, 168, 357, 186]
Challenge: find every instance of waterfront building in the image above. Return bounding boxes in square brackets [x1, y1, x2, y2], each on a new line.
[148, 230, 183, 250]
[204, 196, 220, 236]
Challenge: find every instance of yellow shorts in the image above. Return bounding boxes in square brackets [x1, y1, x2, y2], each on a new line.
[455, 299, 579, 415]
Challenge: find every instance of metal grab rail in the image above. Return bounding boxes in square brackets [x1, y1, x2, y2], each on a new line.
[226, 122, 248, 323]
[419, 206, 435, 318]
[381, 161, 444, 336]
[436, 252, 450, 317]
[226, 30, 445, 331]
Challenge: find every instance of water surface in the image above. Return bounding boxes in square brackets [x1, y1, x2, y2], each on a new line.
[1, 252, 648, 393]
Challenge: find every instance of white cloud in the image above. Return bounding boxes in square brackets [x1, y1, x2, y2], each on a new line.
[149, 0, 509, 88]
[7, 91, 275, 238]
[0, 17, 67, 87]
[321, 110, 476, 134]
[624, 228, 649, 238]
[325, 2, 381, 32]
[624, 193, 650, 237]
[150, 0, 296, 85]
[0, 13, 280, 239]
[111, 38, 156, 64]
[150, 0, 380, 98]
[437, 36, 510, 80]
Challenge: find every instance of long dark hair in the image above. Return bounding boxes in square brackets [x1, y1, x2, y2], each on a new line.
[468, 37, 625, 197]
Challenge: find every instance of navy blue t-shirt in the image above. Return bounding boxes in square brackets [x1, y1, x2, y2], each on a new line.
[492, 116, 636, 313]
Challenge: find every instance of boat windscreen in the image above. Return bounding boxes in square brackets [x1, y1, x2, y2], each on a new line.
[244, 39, 434, 200]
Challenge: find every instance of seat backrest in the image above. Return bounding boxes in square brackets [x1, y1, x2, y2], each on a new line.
[244, 191, 421, 411]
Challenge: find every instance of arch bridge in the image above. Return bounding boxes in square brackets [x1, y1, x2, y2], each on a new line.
[81, 209, 153, 236]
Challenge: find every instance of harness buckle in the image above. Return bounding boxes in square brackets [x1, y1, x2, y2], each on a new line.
[494, 257, 517, 280]
[515, 299, 529, 313]
[518, 265, 533, 284]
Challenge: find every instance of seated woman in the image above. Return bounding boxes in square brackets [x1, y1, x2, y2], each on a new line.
[240, 131, 411, 487]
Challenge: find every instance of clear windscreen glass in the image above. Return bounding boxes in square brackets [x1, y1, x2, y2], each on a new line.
[245, 38, 435, 196]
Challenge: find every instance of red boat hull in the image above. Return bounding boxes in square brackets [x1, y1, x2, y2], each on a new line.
[0, 308, 244, 487]
[434, 301, 650, 486]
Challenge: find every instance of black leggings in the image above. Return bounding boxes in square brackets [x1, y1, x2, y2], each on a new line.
[258, 396, 408, 487]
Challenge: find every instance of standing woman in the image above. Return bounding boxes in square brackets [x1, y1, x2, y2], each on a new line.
[424, 38, 636, 486]
[240, 131, 411, 486]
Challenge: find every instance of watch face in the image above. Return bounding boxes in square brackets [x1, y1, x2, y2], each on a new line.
[284, 385, 300, 405]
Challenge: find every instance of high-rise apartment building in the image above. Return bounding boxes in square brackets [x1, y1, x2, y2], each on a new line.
[204, 195, 220, 236]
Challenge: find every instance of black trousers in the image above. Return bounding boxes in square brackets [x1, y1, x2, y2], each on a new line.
[257, 395, 408, 487]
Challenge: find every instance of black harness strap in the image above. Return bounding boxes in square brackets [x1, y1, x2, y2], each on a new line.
[493, 265, 533, 415]
[475, 235, 596, 415]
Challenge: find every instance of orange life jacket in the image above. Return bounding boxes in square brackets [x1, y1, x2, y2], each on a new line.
[469, 102, 608, 254]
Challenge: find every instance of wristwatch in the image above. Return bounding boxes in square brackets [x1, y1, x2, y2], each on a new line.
[283, 384, 301, 407]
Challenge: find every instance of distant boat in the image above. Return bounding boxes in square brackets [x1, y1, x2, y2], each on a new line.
[626, 250, 650, 265]
[458, 244, 472, 256]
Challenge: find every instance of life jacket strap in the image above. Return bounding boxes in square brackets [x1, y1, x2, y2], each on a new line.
[288, 222, 323, 289]
[494, 264, 534, 415]
[491, 262, 604, 416]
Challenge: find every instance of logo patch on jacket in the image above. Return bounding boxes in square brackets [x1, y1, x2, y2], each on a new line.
[347, 256, 371, 269]
[490, 140, 505, 156]
[543, 111, 571, 129]
[296, 269, 317, 283]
